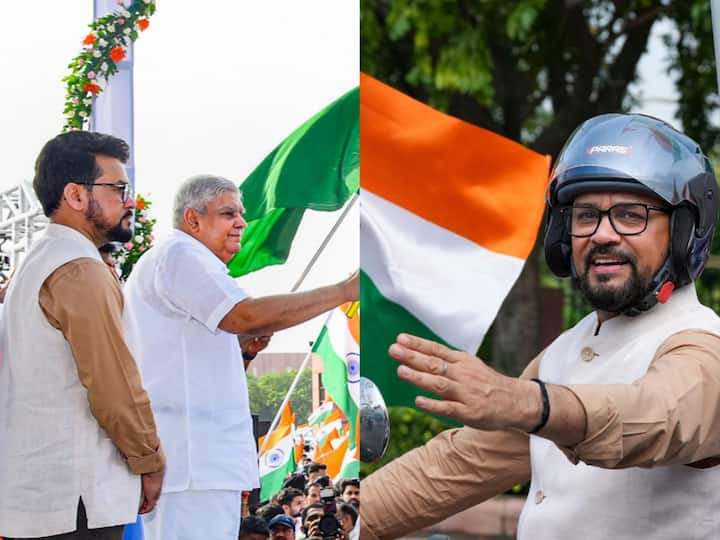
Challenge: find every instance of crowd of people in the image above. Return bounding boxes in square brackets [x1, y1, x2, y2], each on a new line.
[241, 463, 359, 540]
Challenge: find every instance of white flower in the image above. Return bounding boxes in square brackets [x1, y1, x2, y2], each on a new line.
[83, 98, 92, 106]
[123, 28, 131, 34]
[98, 38, 108, 47]
[93, 50, 102, 58]
[101, 62, 109, 72]
[107, 24, 115, 32]
[122, 9, 131, 17]
[79, 111, 88, 118]
[134, 235, 144, 243]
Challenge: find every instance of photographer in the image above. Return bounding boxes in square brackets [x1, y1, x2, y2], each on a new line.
[300, 504, 323, 539]
[300, 489, 349, 540]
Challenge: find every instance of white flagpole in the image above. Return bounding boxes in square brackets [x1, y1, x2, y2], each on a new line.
[91, 0, 136, 190]
[291, 192, 359, 292]
[258, 309, 336, 455]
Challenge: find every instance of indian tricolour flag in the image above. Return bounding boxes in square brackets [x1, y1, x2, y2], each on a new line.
[258, 402, 295, 501]
[360, 73, 550, 410]
[312, 306, 359, 477]
[312, 306, 359, 450]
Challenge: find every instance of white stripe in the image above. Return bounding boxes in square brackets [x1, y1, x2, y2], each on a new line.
[258, 433, 293, 476]
[326, 309, 359, 357]
[360, 190, 525, 352]
[325, 310, 360, 405]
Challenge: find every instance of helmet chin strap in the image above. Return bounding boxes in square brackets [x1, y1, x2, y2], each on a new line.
[621, 257, 676, 317]
[570, 256, 677, 317]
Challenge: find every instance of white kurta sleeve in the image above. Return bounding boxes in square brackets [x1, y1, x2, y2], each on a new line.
[154, 243, 247, 332]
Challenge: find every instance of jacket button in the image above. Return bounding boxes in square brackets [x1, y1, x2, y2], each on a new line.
[535, 489, 545, 504]
[581, 346, 597, 362]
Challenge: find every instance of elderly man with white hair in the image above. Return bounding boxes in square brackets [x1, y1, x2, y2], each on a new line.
[123, 174, 359, 540]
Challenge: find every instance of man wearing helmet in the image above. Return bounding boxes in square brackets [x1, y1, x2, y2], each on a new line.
[360, 114, 720, 540]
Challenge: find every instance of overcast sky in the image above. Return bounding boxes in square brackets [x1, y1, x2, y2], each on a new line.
[0, 1, 359, 352]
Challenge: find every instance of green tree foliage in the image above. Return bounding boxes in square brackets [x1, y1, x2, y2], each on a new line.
[362, 0, 720, 375]
[247, 369, 313, 423]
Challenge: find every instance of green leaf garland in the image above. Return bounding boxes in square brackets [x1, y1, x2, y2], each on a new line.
[63, 0, 156, 131]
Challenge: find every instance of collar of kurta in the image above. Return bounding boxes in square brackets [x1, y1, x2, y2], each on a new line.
[168, 228, 230, 273]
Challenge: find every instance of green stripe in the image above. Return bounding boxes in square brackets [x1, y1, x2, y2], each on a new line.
[360, 270, 460, 425]
[227, 86, 359, 277]
[260, 450, 296, 502]
[313, 326, 359, 448]
[338, 458, 359, 480]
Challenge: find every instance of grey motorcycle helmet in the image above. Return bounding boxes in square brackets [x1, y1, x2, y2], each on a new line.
[544, 113, 719, 315]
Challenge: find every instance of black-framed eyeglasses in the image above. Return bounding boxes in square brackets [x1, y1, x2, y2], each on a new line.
[76, 182, 133, 203]
[562, 203, 671, 238]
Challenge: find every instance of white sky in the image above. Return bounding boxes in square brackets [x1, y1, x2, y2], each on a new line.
[0, 1, 359, 352]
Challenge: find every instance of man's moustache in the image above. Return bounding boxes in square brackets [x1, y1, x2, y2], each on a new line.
[584, 246, 636, 267]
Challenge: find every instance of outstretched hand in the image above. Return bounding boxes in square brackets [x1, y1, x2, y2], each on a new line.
[389, 333, 541, 432]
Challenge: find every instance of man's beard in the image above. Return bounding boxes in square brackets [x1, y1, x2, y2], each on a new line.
[87, 195, 133, 243]
[578, 246, 656, 314]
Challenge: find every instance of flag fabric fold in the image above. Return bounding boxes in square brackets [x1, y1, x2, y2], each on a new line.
[360, 72, 550, 410]
[228, 86, 360, 277]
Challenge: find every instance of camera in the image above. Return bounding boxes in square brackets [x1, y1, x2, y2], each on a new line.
[315, 475, 331, 488]
[317, 487, 341, 539]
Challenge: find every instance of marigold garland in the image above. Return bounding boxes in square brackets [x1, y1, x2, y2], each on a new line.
[63, 0, 156, 131]
[117, 194, 156, 280]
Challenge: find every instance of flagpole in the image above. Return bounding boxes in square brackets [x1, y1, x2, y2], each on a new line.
[291, 192, 359, 292]
[258, 309, 336, 455]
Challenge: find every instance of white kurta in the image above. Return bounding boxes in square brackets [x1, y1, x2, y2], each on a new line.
[124, 229, 259, 493]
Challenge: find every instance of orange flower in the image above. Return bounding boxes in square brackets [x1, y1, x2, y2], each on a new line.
[136, 197, 146, 210]
[110, 47, 125, 63]
[83, 33, 97, 45]
[138, 19, 150, 31]
[83, 82, 101, 94]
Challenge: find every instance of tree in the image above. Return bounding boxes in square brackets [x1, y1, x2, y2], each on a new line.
[247, 368, 313, 423]
[362, 0, 719, 375]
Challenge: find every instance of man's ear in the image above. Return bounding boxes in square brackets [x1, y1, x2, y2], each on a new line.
[62, 182, 87, 212]
[184, 207, 201, 232]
